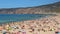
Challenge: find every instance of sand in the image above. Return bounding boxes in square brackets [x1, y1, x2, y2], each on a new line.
[0, 14, 60, 34]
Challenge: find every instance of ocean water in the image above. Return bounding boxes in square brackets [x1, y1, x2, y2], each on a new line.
[0, 14, 53, 24]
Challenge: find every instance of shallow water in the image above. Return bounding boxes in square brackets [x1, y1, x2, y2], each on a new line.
[0, 14, 53, 23]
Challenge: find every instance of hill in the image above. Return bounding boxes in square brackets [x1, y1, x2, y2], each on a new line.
[0, 2, 60, 14]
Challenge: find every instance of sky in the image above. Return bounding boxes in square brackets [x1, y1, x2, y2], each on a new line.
[0, 0, 60, 8]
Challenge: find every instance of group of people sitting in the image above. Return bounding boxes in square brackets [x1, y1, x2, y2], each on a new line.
[0, 16, 60, 34]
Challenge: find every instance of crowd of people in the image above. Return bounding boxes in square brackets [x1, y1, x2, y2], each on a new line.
[0, 16, 60, 34]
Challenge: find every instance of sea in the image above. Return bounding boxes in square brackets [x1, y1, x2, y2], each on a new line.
[0, 14, 54, 24]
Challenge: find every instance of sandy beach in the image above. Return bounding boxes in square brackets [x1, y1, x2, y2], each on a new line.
[0, 14, 60, 34]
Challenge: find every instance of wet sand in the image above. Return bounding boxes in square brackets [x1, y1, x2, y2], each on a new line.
[0, 14, 60, 34]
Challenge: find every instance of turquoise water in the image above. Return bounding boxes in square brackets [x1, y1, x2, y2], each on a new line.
[0, 14, 53, 24]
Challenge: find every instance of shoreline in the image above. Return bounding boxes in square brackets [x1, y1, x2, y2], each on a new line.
[0, 15, 54, 25]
